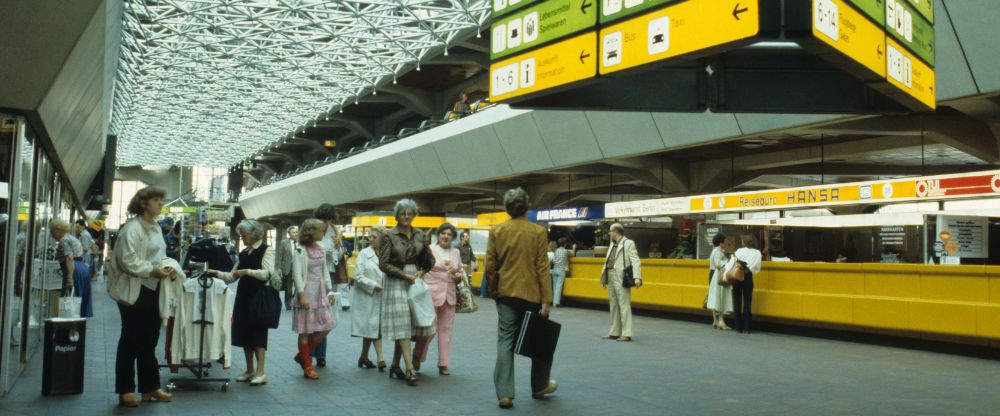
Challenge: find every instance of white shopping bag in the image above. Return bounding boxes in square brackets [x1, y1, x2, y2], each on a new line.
[407, 279, 436, 327]
[59, 288, 82, 319]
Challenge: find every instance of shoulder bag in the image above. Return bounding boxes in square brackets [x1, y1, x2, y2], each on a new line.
[722, 260, 746, 286]
[250, 272, 282, 329]
[621, 240, 636, 288]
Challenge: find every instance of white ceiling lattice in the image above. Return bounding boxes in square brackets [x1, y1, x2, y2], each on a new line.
[111, 0, 490, 167]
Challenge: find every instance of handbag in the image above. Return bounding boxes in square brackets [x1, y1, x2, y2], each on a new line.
[722, 260, 746, 286]
[408, 279, 436, 327]
[621, 241, 636, 288]
[456, 272, 478, 313]
[249, 283, 282, 329]
[59, 287, 82, 318]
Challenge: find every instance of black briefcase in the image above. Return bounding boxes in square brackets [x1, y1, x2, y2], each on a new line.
[515, 311, 561, 364]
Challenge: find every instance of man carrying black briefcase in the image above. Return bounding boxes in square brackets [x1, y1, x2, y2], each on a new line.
[484, 187, 558, 410]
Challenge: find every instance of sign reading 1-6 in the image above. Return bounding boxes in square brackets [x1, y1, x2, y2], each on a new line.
[490, 32, 597, 102]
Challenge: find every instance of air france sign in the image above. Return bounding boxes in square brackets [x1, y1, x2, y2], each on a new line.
[528, 205, 604, 222]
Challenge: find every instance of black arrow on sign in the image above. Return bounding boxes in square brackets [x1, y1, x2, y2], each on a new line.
[579, 50, 591, 63]
[877, 45, 883, 57]
[732, 3, 748, 20]
[581, 0, 592, 14]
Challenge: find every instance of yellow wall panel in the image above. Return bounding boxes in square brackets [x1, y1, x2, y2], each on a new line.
[984, 266, 1000, 304]
[853, 297, 910, 330]
[920, 274, 989, 303]
[976, 304, 1000, 338]
[753, 291, 803, 319]
[909, 301, 978, 336]
[765, 268, 814, 292]
[802, 294, 853, 324]
[813, 270, 865, 295]
[863, 265, 922, 298]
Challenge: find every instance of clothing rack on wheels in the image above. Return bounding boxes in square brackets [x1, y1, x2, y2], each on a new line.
[165, 266, 230, 392]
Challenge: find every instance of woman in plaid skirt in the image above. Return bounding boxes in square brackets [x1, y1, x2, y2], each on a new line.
[291, 218, 337, 380]
[377, 198, 433, 386]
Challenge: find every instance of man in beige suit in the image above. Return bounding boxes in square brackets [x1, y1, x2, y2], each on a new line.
[600, 223, 643, 342]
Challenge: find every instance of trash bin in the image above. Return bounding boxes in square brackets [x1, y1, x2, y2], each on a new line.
[42, 317, 86, 395]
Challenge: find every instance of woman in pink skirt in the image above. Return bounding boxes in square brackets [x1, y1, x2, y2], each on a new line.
[413, 222, 464, 375]
[291, 218, 337, 380]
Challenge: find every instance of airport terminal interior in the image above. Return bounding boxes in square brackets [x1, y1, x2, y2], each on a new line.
[2, 0, 1000, 414]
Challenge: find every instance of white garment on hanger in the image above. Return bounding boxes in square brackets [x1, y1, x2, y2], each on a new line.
[170, 277, 234, 369]
[182, 277, 229, 324]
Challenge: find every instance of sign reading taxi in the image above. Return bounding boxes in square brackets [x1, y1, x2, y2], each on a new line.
[491, 0, 598, 60]
[599, 0, 778, 75]
[490, 32, 598, 102]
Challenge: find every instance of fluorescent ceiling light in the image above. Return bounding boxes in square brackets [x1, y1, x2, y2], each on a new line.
[111, 0, 490, 167]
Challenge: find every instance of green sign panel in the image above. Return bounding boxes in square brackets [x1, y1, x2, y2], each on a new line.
[886, 0, 934, 66]
[903, 0, 933, 24]
[598, 0, 680, 24]
[492, 0, 543, 19]
[845, 0, 886, 26]
[490, 0, 598, 60]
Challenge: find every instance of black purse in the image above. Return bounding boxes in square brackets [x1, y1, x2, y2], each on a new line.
[250, 284, 282, 329]
[621, 241, 636, 288]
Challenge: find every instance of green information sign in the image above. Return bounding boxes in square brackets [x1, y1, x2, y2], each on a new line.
[490, 0, 598, 60]
[886, 0, 934, 66]
[845, 0, 886, 26]
[598, 0, 681, 24]
[903, 0, 933, 24]
[492, 0, 543, 19]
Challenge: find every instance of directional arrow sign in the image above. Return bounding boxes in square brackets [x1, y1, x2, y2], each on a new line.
[492, 0, 542, 19]
[845, 0, 886, 25]
[599, 0, 777, 75]
[880, 37, 936, 110]
[794, 0, 888, 80]
[886, 0, 934, 66]
[903, 0, 933, 24]
[599, 0, 681, 24]
[490, 32, 598, 103]
[491, 0, 598, 60]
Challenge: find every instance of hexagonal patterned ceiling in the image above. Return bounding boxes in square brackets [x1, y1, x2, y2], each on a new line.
[111, 0, 489, 167]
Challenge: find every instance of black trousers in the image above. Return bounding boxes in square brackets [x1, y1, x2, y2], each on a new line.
[115, 285, 162, 394]
[732, 272, 754, 332]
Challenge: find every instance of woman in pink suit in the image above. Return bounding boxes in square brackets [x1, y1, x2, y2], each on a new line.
[413, 223, 464, 375]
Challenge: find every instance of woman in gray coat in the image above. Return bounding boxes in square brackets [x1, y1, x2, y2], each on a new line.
[352, 225, 387, 371]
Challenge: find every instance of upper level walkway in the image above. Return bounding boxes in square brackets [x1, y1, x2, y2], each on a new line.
[2, 280, 998, 415]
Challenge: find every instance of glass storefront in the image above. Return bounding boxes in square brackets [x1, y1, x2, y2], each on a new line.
[0, 115, 77, 395]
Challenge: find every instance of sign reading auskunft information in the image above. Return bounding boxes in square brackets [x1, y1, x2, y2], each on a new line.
[599, 0, 777, 75]
[492, 0, 543, 19]
[599, 0, 680, 24]
[885, 0, 934, 66]
[491, 0, 598, 60]
[797, 0, 887, 80]
[490, 32, 598, 102]
[881, 36, 936, 110]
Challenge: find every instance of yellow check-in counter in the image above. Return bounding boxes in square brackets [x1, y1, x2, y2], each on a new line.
[471, 257, 1000, 346]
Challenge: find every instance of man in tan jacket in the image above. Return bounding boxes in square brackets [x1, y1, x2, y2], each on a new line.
[485, 187, 557, 409]
[600, 223, 643, 342]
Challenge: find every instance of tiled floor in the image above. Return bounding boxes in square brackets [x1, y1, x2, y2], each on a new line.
[2, 281, 999, 415]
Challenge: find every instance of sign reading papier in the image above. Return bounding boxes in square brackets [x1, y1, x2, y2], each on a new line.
[935, 215, 988, 258]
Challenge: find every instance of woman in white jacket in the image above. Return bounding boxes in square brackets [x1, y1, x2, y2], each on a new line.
[351, 225, 387, 371]
[107, 186, 174, 407]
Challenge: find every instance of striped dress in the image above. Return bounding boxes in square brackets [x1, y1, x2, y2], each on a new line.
[377, 227, 433, 341]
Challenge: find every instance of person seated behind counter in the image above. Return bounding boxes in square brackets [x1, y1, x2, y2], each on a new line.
[647, 242, 663, 259]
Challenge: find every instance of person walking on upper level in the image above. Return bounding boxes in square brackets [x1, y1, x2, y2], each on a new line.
[107, 186, 174, 407]
[413, 222, 464, 376]
[208, 220, 275, 386]
[352, 225, 387, 372]
[728, 235, 762, 334]
[290, 218, 337, 380]
[377, 198, 434, 386]
[275, 226, 298, 310]
[600, 223, 643, 342]
[486, 187, 557, 409]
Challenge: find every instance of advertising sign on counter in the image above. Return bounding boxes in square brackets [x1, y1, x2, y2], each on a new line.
[605, 197, 689, 218]
[528, 205, 604, 222]
[935, 215, 988, 259]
